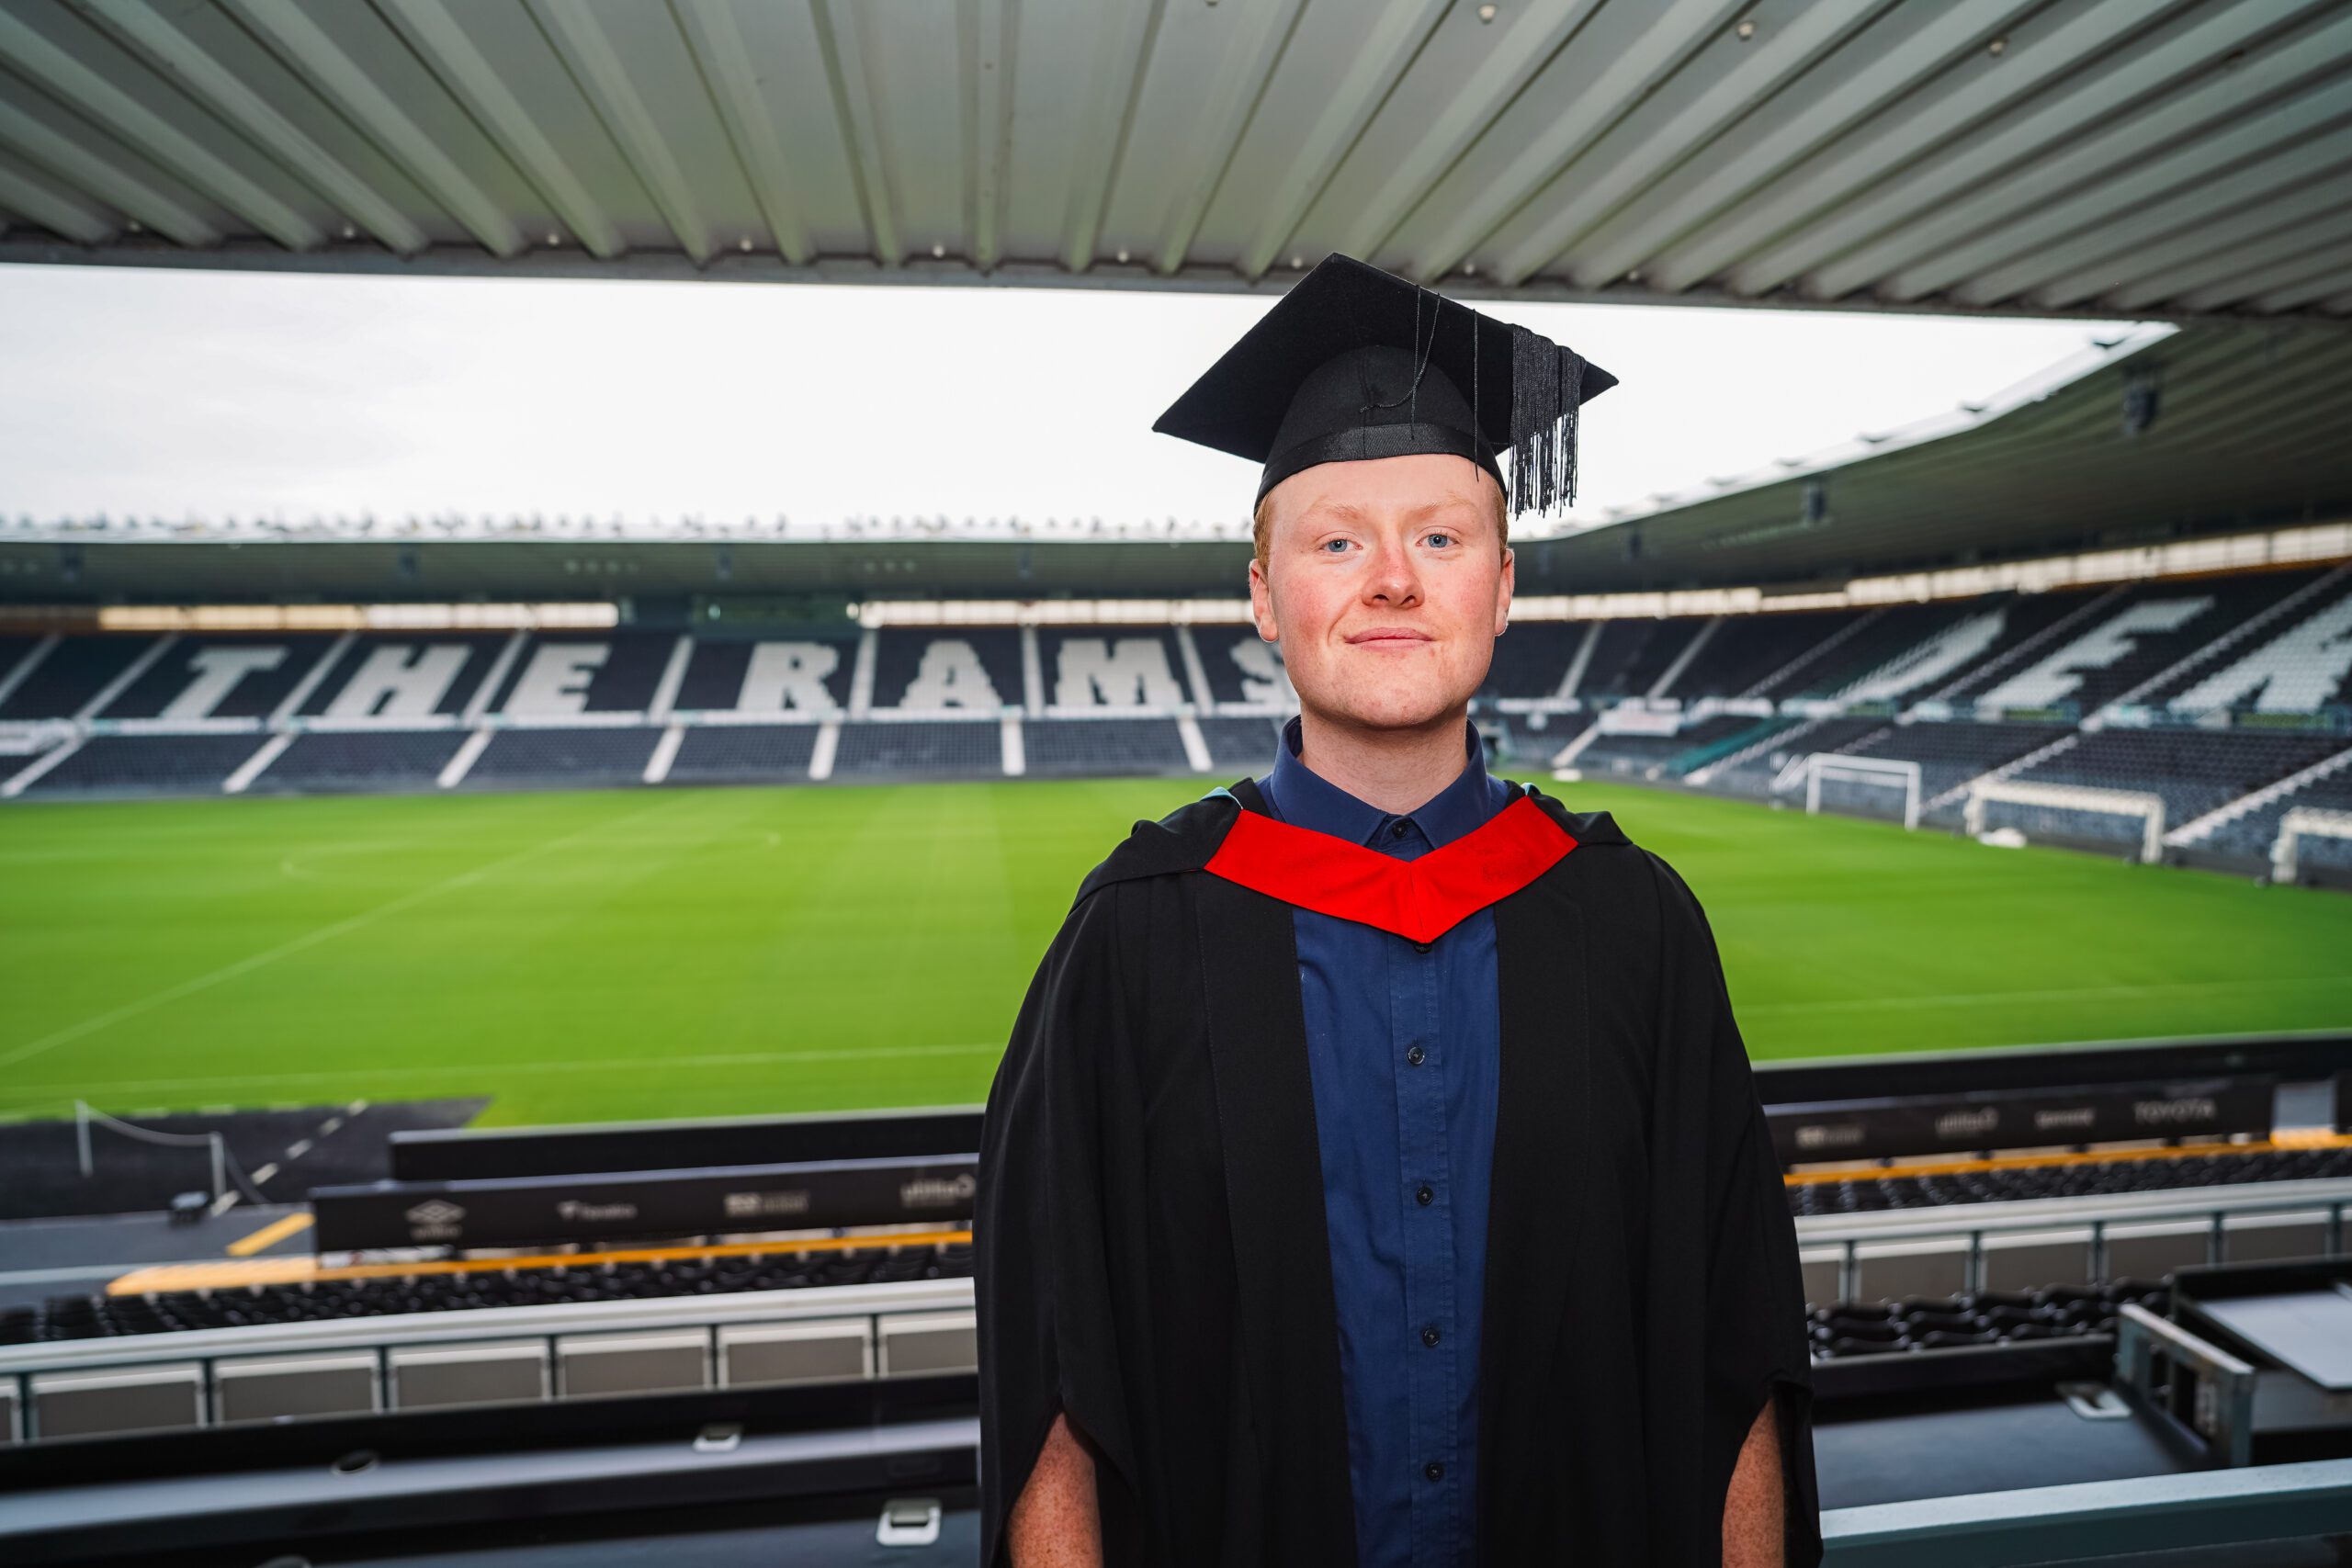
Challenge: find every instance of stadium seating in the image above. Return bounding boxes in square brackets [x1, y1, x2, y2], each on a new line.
[18, 733, 265, 795]
[673, 635, 857, 716]
[832, 720, 1001, 779]
[0, 634, 153, 720]
[251, 728, 468, 794]
[662, 723, 820, 784]
[1023, 717, 1190, 776]
[461, 727, 662, 789]
[288, 633, 514, 719]
[1199, 715, 1284, 772]
[2001, 728, 2348, 844]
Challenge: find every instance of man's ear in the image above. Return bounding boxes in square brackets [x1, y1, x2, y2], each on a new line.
[1249, 557, 1280, 643]
[1494, 545, 1515, 637]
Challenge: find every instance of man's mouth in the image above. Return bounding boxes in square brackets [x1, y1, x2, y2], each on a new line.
[1345, 627, 1432, 647]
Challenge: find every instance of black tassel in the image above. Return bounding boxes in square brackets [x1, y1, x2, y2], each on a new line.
[1507, 323, 1587, 518]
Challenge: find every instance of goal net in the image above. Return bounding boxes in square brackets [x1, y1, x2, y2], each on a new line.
[1965, 780, 2166, 863]
[2271, 807, 2352, 886]
[1802, 754, 1921, 829]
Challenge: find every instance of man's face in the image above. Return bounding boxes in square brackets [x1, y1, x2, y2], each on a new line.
[1249, 452, 1511, 733]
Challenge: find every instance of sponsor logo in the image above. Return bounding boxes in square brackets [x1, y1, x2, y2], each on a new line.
[1793, 1123, 1864, 1151]
[722, 1190, 811, 1220]
[556, 1200, 638, 1224]
[405, 1198, 464, 1242]
[2033, 1106, 2098, 1132]
[1935, 1107, 2000, 1140]
[2135, 1097, 2217, 1126]
[900, 1172, 978, 1207]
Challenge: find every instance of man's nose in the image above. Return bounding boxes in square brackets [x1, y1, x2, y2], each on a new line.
[1365, 538, 1420, 604]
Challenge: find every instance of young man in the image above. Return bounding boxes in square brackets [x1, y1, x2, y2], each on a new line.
[978, 254, 1819, 1567]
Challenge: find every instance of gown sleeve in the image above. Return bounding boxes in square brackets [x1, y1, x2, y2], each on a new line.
[1649, 852, 1824, 1568]
[975, 883, 1143, 1568]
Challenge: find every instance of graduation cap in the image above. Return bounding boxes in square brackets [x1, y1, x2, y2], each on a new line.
[1153, 253, 1618, 521]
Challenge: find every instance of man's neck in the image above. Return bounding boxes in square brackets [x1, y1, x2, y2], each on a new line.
[1293, 705, 1470, 817]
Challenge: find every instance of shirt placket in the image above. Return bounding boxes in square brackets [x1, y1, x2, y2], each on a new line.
[1388, 843, 1458, 1566]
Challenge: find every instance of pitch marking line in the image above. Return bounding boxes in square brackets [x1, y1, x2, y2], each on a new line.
[0, 796, 695, 1075]
[226, 1212, 313, 1258]
[1, 1042, 1006, 1103]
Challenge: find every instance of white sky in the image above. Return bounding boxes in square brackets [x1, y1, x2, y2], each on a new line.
[0, 264, 2145, 531]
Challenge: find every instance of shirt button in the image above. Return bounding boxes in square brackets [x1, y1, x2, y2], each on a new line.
[1421, 1324, 1441, 1348]
[1415, 1183, 1434, 1206]
[1424, 1461, 1444, 1483]
[1390, 820, 1410, 840]
[1406, 1043, 1426, 1066]
[1411, 939, 1431, 953]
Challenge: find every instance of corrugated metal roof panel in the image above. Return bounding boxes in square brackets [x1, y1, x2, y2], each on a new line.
[0, 0, 2344, 319]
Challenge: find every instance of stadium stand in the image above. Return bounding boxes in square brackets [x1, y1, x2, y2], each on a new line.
[5, 561, 2347, 888]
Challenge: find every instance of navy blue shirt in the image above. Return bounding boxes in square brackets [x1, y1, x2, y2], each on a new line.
[1258, 716, 1510, 1568]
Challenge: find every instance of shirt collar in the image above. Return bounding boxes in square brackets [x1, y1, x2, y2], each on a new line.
[1261, 714, 1498, 851]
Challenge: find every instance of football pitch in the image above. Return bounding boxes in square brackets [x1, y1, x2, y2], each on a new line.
[5, 778, 2350, 1130]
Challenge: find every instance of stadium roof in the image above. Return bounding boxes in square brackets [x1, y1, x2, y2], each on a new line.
[6, 321, 2347, 604]
[1, 0, 2348, 321]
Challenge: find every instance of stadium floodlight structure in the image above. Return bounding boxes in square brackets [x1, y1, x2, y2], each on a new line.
[1964, 780, 2166, 865]
[1803, 754, 1921, 830]
[2271, 807, 2352, 886]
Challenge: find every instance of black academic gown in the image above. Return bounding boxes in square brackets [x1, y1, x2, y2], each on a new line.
[976, 777, 1821, 1567]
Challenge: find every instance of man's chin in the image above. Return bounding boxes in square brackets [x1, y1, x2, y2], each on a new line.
[1300, 694, 1470, 735]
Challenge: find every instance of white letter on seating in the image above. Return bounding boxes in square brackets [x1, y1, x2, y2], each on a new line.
[324, 644, 471, 718]
[503, 643, 609, 715]
[899, 638, 1001, 710]
[738, 641, 842, 714]
[1053, 637, 1185, 708]
[162, 645, 287, 720]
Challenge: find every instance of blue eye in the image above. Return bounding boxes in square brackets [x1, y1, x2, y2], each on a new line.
[1426, 532, 1453, 548]
[1321, 538, 1351, 552]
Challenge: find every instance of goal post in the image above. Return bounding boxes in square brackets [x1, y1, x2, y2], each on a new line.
[1802, 754, 1922, 830]
[1964, 780, 2166, 864]
[2271, 807, 2352, 886]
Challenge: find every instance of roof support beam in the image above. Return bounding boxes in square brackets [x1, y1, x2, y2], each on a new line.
[1495, 0, 1892, 289]
[673, 0, 813, 265]
[80, 0, 425, 254]
[526, 0, 712, 264]
[813, 0, 901, 267]
[0, 6, 318, 249]
[1148, 0, 1299, 276]
[1928, 78, 2352, 307]
[379, 0, 622, 258]
[1645, 0, 2177, 297]
[228, 0, 525, 257]
[1058, 0, 1161, 274]
[2048, 192, 2352, 313]
[1727, 0, 2338, 299]
[0, 144, 116, 244]
[957, 0, 1010, 269]
[1401, 0, 1739, 285]
[1805, 5, 2352, 302]
[1240, 0, 1448, 281]
[0, 93, 210, 243]
[1329, 0, 1599, 266]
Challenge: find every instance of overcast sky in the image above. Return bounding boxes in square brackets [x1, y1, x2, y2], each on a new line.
[0, 264, 2144, 532]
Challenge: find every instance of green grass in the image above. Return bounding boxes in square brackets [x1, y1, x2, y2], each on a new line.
[3, 779, 2348, 1128]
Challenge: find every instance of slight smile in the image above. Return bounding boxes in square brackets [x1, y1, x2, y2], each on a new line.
[1345, 627, 1433, 648]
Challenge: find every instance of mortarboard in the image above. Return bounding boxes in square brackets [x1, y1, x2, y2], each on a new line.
[1152, 253, 1617, 521]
